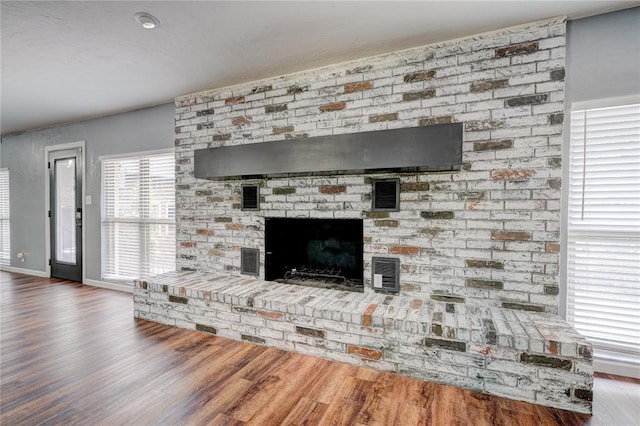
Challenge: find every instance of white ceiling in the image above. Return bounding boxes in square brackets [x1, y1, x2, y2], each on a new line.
[1, 0, 638, 136]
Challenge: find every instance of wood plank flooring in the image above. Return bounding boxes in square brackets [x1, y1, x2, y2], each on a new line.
[1, 272, 638, 425]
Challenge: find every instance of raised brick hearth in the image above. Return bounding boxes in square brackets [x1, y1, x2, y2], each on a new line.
[133, 16, 594, 414]
[134, 271, 593, 413]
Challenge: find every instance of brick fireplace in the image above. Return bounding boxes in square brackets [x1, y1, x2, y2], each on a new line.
[134, 16, 594, 413]
[174, 17, 567, 315]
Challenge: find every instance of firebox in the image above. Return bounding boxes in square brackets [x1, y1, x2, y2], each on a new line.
[265, 218, 364, 291]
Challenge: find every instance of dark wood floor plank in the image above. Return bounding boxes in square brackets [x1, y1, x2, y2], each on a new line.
[353, 372, 398, 425]
[313, 362, 360, 405]
[281, 396, 329, 426]
[163, 376, 255, 425]
[1, 271, 637, 426]
[317, 375, 371, 425]
[243, 353, 328, 425]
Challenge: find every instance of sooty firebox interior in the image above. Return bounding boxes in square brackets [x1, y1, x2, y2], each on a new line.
[265, 218, 364, 292]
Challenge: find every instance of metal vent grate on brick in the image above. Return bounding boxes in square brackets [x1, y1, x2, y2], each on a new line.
[372, 178, 399, 211]
[241, 248, 260, 276]
[372, 257, 400, 293]
[241, 184, 260, 211]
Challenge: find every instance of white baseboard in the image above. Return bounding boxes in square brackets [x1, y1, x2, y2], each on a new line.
[83, 278, 133, 294]
[0, 266, 49, 277]
[1, 268, 133, 294]
[594, 358, 640, 379]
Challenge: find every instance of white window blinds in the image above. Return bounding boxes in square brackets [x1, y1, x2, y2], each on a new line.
[0, 169, 9, 267]
[567, 103, 640, 366]
[102, 152, 175, 282]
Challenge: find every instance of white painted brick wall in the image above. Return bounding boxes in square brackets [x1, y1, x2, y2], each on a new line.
[174, 17, 566, 314]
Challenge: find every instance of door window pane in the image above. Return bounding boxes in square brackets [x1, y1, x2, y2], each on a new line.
[56, 158, 76, 264]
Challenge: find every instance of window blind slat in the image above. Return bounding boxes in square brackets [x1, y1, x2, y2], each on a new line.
[567, 103, 640, 366]
[102, 152, 175, 281]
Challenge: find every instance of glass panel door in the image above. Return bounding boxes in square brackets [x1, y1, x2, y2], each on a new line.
[49, 147, 82, 282]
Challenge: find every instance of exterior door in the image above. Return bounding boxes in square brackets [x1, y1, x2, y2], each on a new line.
[49, 148, 82, 282]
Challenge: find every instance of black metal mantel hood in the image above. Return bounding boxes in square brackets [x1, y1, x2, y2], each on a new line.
[194, 123, 462, 180]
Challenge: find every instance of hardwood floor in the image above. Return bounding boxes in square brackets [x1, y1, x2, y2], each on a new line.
[1, 272, 638, 425]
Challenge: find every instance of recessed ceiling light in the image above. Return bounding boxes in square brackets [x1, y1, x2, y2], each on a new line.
[134, 12, 159, 29]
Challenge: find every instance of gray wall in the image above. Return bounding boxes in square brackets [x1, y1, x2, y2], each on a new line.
[566, 7, 640, 104]
[560, 7, 640, 317]
[0, 103, 174, 281]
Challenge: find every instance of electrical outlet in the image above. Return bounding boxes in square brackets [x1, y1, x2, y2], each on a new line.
[17, 252, 26, 263]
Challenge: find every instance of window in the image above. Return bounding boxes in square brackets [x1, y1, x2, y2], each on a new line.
[102, 152, 175, 281]
[567, 103, 640, 367]
[0, 169, 9, 267]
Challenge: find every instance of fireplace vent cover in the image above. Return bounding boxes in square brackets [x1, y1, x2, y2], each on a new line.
[241, 248, 260, 276]
[372, 179, 400, 211]
[241, 184, 260, 211]
[372, 257, 400, 293]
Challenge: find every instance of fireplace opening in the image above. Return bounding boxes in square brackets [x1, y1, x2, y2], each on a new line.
[265, 217, 364, 292]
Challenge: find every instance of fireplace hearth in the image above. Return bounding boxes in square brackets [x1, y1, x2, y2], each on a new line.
[265, 218, 364, 291]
